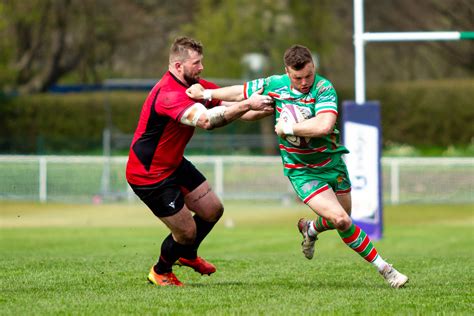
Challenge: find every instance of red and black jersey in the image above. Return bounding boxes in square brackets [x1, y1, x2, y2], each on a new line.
[126, 71, 221, 186]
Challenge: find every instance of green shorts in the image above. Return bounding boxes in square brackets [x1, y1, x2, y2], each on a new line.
[288, 159, 352, 204]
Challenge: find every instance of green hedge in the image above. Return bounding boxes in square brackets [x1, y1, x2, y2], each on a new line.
[1, 79, 473, 154]
[371, 79, 473, 147]
[338, 79, 474, 147]
[0, 92, 146, 153]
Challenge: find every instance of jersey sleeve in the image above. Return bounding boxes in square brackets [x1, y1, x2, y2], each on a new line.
[156, 90, 195, 122]
[315, 80, 338, 116]
[243, 76, 278, 99]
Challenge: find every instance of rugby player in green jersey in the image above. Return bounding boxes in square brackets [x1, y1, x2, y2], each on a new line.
[186, 44, 408, 288]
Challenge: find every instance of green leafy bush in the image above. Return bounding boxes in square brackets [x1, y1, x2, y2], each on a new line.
[1, 79, 472, 154]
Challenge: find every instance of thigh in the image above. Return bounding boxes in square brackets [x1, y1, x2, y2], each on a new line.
[288, 172, 330, 204]
[129, 180, 184, 218]
[129, 178, 196, 243]
[337, 192, 352, 215]
[184, 181, 223, 221]
[174, 158, 223, 221]
[306, 187, 348, 223]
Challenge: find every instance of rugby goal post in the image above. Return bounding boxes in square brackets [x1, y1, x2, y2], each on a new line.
[343, 0, 474, 239]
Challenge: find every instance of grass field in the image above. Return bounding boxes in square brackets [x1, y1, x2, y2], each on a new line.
[1, 201, 473, 315]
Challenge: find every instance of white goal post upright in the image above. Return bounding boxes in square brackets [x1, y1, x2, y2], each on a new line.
[345, 0, 474, 239]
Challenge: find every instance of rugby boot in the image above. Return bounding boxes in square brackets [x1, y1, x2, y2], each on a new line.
[176, 256, 216, 275]
[297, 218, 318, 260]
[380, 264, 409, 288]
[147, 267, 183, 286]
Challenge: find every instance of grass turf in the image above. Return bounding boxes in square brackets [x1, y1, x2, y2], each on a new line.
[1, 201, 473, 315]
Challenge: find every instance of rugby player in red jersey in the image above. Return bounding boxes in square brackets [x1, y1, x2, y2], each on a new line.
[126, 37, 273, 286]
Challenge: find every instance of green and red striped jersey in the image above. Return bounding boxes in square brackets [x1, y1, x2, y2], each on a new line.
[244, 74, 349, 176]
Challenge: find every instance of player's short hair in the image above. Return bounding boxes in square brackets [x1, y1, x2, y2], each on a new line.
[169, 36, 203, 63]
[284, 45, 313, 70]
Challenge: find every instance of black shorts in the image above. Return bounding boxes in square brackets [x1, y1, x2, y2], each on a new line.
[128, 158, 206, 217]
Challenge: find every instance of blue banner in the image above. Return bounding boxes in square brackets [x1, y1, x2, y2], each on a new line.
[341, 101, 383, 240]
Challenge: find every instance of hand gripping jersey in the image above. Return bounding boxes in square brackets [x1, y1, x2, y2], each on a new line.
[126, 71, 221, 186]
[244, 74, 349, 176]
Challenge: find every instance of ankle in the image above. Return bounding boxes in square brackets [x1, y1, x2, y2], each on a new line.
[307, 221, 318, 237]
[372, 255, 389, 272]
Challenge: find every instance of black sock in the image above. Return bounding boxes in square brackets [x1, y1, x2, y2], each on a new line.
[154, 234, 193, 274]
[181, 215, 218, 259]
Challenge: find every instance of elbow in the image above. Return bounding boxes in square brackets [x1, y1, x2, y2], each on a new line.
[202, 119, 214, 130]
[197, 117, 214, 130]
[319, 125, 334, 136]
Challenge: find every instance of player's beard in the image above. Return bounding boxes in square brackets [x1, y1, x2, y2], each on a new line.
[183, 70, 200, 85]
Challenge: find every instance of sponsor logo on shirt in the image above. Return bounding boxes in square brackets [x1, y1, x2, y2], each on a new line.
[318, 94, 336, 102]
[315, 80, 325, 89]
[301, 180, 320, 193]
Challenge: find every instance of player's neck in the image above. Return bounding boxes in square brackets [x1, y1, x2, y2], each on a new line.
[168, 68, 190, 86]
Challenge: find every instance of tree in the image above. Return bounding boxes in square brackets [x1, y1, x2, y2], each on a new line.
[0, 0, 197, 94]
[0, 1, 114, 93]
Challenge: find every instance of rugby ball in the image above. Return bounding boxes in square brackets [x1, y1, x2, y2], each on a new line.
[279, 104, 311, 147]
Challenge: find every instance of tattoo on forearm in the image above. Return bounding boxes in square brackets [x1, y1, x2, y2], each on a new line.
[193, 187, 212, 202]
[209, 109, 227, 128]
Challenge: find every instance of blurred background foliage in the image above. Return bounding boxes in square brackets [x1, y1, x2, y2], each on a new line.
[0, 0, 473, 155]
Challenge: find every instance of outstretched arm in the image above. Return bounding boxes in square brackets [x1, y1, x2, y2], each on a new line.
[180, 89, 273, 130]
[186, 84, 246, 102]
[187, 84, 274, 121]
[240, 107, 274, 121]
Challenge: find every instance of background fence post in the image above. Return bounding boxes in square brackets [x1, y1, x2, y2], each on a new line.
[390, 159, 400, 205]
[39, 157, 47, 203]
[214, 157, 224, 199]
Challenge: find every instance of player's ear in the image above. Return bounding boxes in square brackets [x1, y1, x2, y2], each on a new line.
[172, 61, 182, 72]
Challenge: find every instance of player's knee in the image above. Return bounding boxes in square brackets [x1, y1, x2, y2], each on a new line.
[176, 228, 197, 245]
[208, 203, 224, 222]
[216, 204, 224, 219]
[332, 213, 352, 231]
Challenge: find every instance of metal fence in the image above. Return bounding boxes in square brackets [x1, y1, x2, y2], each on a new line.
[0, 155, 472, 204]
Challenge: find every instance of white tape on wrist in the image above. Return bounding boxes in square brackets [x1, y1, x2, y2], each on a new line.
[282, 122, 294, 136]
[202, 89, 212, 101]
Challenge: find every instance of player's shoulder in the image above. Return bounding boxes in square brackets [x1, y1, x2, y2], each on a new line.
[263, 74, 289, 88]
[268, 74, 288, 82]
[154, 74, 189, 104]
[313, 75, 335, 95]
[314, 75, 334, 88]
[157, 72, 183, 92]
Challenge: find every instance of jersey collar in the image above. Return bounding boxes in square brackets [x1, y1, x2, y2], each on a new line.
[168, 71, 190, 88]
